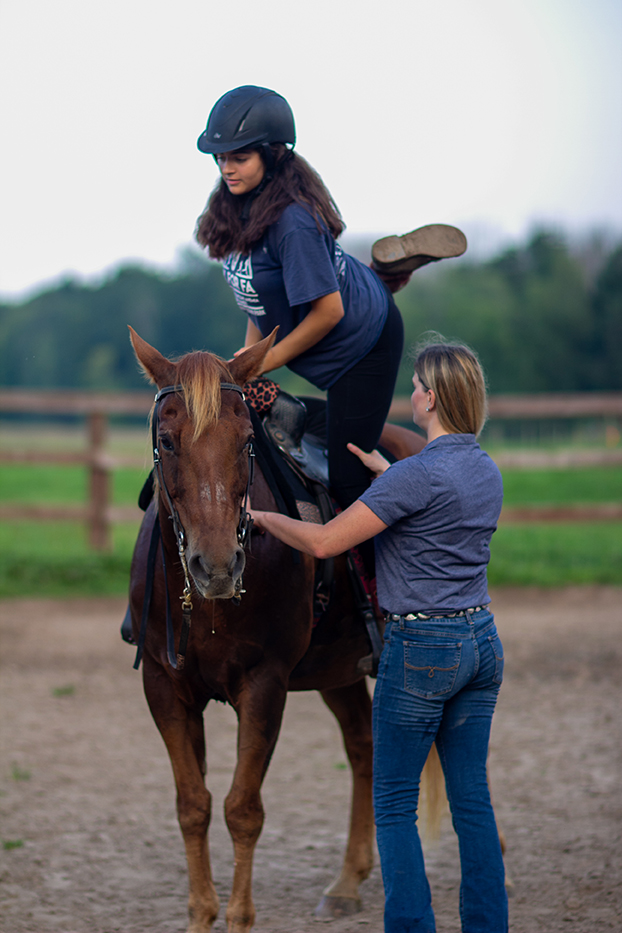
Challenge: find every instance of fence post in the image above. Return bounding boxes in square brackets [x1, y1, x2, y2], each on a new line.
[87, 412, 111, 551]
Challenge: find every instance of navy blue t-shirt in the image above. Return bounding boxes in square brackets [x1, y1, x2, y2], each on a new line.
[222, 202, 389, 389]
[359, 434, 503, 614]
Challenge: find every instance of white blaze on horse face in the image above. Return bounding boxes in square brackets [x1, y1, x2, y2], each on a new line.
[199, 482, 227, 505]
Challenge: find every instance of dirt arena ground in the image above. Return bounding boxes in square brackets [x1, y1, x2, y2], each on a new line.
[1, 587, 621, 933]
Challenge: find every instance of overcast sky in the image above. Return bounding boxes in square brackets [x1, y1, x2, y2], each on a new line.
[1, 0, 621, 299]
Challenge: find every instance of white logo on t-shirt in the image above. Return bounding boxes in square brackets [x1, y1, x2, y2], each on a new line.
[223, 253, 266, 315]
[334, 242, 346, 283]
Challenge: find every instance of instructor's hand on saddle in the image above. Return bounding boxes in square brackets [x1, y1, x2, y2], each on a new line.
[347, 443, 391, 478]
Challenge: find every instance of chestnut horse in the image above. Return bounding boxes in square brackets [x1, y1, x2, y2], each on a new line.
[127, 326, 435, 933]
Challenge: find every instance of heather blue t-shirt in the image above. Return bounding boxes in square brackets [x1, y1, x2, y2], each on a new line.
[222, 202, 389, 389]
[359, 434, 503, 614]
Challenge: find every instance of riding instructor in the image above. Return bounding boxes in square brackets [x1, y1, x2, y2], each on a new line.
[195, 86, 465, 574]
[250, 340, 508, 933]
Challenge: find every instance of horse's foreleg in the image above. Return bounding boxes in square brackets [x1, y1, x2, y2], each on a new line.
[224, 678, 287, 933]
[316, 679, 374, 918]
[144, 666, 219, 933]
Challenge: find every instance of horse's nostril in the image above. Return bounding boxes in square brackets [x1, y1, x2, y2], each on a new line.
[189, 549, 245, 584]
[229, 547, 246, 580]
[189, 554, 209, 582]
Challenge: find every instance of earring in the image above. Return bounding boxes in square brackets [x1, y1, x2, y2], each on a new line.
[425, 406, 430, 412]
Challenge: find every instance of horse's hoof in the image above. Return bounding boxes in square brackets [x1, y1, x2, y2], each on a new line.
[315, 894, 362, 918]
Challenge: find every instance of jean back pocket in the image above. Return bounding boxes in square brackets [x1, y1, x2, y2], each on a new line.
[404, 641, 462, 698]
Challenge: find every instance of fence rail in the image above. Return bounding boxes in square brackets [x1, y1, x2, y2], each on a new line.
[388, 392, 622, 421]
[1, 389, 621, 550]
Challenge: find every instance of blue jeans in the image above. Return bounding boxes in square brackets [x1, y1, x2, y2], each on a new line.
[372, 609, 508, 933]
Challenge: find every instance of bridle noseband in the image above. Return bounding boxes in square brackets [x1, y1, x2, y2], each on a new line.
[143, 381, 255, 670]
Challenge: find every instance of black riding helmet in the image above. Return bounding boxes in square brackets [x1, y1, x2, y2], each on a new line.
[197, 86, 296, 155]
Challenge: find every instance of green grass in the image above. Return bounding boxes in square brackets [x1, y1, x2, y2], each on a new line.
[11, 765, 31, 782]
[0, 465, 148, 505]
[0, 521, 138, 598]
[0, 464, 145, 598]
[499, 467, 622, 505]
[51, 684, 76, 697]
[0, 463, 620, 596]
[490, 522, 622, 586]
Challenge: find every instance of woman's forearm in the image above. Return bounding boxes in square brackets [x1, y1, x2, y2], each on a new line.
[262, 291, 344, 373]
[244, 318, 263, 347]
[231, 319, 264, 360]
[251, 500, 387, 559]
[251, 510, 329, 556]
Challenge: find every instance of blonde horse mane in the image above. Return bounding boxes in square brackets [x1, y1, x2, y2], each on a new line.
[175, 350, 235, 441]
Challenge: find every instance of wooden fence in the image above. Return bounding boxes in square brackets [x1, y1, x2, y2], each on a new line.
[0, 390, 153, 550]
[1, 389, 621, 551]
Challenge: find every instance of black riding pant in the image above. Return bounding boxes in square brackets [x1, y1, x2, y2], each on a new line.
[327, 295, 404, 509]
[319, 295, 404, 574]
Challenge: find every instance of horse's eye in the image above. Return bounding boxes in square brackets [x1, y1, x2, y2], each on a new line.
[159, 436, 175, 452]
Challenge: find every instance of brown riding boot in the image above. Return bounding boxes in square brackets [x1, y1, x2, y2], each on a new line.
[371, 223, 467, 292]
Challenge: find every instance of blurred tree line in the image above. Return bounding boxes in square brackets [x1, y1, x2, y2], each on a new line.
[394, 228, 622, 396]
[1, 229, 620, 396]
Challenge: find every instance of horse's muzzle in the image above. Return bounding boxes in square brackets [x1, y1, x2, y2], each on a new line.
[188, 546, 246, 599]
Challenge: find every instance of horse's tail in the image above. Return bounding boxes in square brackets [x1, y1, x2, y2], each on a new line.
[420, 742, 448, 843]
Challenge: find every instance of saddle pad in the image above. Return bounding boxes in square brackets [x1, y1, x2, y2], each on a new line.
[296, 500, 322, 524]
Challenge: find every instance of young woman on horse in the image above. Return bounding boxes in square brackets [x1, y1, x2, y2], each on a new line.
[195, 86, 465, 573]
[250, 341, 508, 933]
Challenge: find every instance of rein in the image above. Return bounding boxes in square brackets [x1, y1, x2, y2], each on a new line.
[133, 381, 254, 672]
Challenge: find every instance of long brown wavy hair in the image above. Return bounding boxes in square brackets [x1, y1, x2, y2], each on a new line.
[195, 144, 344, 259]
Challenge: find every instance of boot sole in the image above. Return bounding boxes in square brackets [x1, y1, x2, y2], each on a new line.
[372, 224, 467, 273]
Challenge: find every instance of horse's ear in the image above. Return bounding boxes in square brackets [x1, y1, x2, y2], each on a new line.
[128, 326, 178, 388]
[228, 327, 279, 386]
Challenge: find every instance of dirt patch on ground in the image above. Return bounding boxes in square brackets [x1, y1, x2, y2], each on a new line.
[1, 588, 621, 932]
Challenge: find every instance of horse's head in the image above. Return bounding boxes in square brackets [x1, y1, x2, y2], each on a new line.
[129, 326, 277, 600]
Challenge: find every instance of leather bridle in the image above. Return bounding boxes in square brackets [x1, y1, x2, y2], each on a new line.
[152, 382, 255, 567]
[133, 381, 255, 672]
